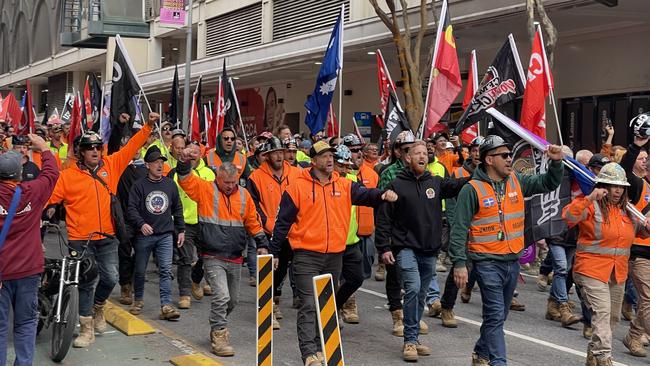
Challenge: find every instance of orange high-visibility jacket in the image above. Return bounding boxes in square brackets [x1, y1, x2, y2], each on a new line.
[205, 149, 247, 180]
[357, 160, 379, 236]
[633, 179, 650, 247]
[564, 196, 640, 284]
[247, 160, 301, 235]
[48, 124, 153, 240]
[467, 174, 525, 255]
[178, 169, 265, 258]
[453, 166, 471, 179]
[437, 151, 461, 174]
[269, 168, 384, 254]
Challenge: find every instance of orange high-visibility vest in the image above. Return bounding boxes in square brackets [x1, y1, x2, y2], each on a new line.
[453, 166, 471, 179]
[356, 160, 379, 236]
[467, 175, 525, 255]
[206, 149, 247, 179]
[633, 179, 650, 247]
[565, 197, 635, 284]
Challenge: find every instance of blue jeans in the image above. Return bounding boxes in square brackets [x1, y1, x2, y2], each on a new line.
[359, 235, 376, 280]
[425, 258, 440, 305]
[549, 245, 575, 303]
[474, 260, 519, 366]
[134, 233, 174, 307]
[203, 257, 241, 330]
[395, 249, 435, 344]
[0, 275, 39, 366]
[625, 276, 638, 309]
[70, 238, 119, 317]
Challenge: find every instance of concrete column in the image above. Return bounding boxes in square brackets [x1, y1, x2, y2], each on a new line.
[261, 0, 273, 43]
[196, 1, 207, 59]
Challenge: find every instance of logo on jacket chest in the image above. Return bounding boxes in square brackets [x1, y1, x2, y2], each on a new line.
[483, 197, 496, 208]
[508, 191, 519, 203]
[145, 190, 169, 215]
[425, 188, 435, 199]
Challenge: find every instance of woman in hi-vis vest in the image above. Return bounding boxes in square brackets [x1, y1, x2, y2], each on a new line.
[563, 162, 650, 366]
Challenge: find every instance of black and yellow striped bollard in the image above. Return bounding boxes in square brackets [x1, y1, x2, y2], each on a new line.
[313, 273, 344, 366]
[257, 254, 273, 366]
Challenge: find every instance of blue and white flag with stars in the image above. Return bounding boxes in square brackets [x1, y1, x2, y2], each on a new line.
[304, 8, 343, 135]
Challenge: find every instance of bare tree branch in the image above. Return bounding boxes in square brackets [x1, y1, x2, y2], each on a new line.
[534, 0, 558, 68]
[369, 0, 395, 32]
[413, 0, 428, 70]
[420, 1, 439, 82]
[526, 0, 535, 42]
[399, 0, 413, 52]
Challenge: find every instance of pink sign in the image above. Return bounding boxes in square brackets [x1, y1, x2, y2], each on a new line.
[160, 0, 186, 26]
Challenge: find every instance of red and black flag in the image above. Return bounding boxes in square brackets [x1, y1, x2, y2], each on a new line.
[454, 34, 526, 135]
[18, 80, 36, 135]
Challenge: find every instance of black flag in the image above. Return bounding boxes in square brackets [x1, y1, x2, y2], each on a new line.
[169, 65, 179, 129]
[90, 73, 102, 132]
[454, 35, 525, 135]
[60, 94, 74, 124]
[109, 35, 141, 153]
[383, 89, 412, 144]
[221, 60, 238, 130]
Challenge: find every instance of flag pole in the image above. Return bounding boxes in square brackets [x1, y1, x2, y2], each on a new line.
[98, 82, 108, 138]
[337, 4, 344, 140]
[377, 49, 395, 91]
[470, 49, 479, 136]
[535, 22, 563, 146]
[420, 0, 447, 139]
[229, 77, 249, 151]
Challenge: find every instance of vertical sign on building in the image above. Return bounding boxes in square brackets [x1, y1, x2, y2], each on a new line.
[160, 0, 187, 27]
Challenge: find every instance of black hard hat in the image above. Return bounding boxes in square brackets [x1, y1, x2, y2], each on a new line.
[479, 135, 509, 158]
[630, 112, 650, 138]
[261, 136, 285, 154]
[342, 133, 363, 148]
[78, 131, 103, 148]
[12, 135, 30, 146]
[588, 153, 610, 169]
[470, 136, 485, 148]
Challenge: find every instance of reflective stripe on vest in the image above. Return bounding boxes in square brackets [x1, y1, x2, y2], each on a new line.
[207, 151, 245, 176]
[634, 179, 650, 246]
[467, 175, 525, 254]
[577, 202, 632, 256]
[453, 167, 470, 178]
[200, 184, 246, 227]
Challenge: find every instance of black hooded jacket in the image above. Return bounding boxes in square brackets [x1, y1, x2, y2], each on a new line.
[375, 169, 470, 256]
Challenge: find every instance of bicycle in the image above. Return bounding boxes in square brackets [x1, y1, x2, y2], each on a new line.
[38, 222, 113, 362]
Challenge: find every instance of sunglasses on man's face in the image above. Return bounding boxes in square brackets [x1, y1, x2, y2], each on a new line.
[222, 136, 235, 141]
[162, 127, 171, 132]
[84, 145, 102, 152]
[350, 148, 361, 153]
[488, 152, 513, 159]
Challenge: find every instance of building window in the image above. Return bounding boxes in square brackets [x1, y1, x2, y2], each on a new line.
[272, 0, 350, 42]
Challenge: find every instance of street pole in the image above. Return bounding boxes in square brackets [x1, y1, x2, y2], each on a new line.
[182, 0, 193, 131]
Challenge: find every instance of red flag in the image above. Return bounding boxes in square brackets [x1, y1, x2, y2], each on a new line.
[203, 104, 212, 145]
[18, 81, 36, 135]
[68, 94, 82, 142]
[460, 50, 479, 144]
[326, 104, 338, 138]
[520, 27, 553, 139]
[83, 77, 93, 128]
[376, 49, 396, 128]
[423, 0, 462, 138]
[0, 93, 21, 127]
[210, 77, 226, 145]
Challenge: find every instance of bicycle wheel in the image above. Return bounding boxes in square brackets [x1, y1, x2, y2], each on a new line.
[36, 292, 52, 336]
[50, 285, 79, 362]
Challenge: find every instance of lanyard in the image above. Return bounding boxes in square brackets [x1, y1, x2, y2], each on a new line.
[490, 180, 506, 241]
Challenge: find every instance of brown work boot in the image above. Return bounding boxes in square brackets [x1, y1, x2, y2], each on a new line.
[427, 299, 442, 317]
[273, 297, 283, 319]
[191, 282, 204, 300]
[641, 333, 650, 346]
[375, 263, 386, 281]
[583, 324, 593, 339]
[391, 309, 404, 337]
[73, 316, 95, 348]
[92, 301, 107, 333]
[415, 341, 431, 356]
[160, 304, 181, 320]
[441, 308, 458, 328]
[249, 276, 256, 287]
[341, 295, 360, 324]
[203, 284, 214, 296]
[419, 320, 429, 335]
[272, 312, 281, 330]
[129, 300, 144, 315]
[178, 296, 191, 309]
[545, 298, 561, 321]
[303, 354, 320, 366]
[510, 298, 526, 311]
[210, 328, 235, 357]
[460, 286, 472, 303]
[585, 349, 596, 366]
[594, 355, 614, 366]
[403, 343, 418, 362]
[471, 352, 490, 366]
[537, 274, 549, 291]
[623, 333, 648, 357]
[119, 283, 133, 305]
[559, 302, 581, 328]
[622, 299, 634, 321]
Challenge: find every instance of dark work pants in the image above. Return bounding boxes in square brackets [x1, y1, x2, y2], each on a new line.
[118, 224, 136, 286]
[274, 239, 295, 298]
[293, 250, 342, 361]
[336, 242, 364, 308]
[386, 262, 403, 311]
[174, 224, 199, 297]
[441, 267, 460, 310]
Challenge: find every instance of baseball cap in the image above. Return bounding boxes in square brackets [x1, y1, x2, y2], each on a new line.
[0, 151, 23, 180]
[588, 153, 610, 168]
[144, 145, 168, 163]
[309, 141, 336, 158]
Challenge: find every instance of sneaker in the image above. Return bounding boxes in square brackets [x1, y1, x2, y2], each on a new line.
[623, 333, 648, 357]
[427, 300, 442, 317]
[160, 304, 181, 320]
[403, 343, 418, 362]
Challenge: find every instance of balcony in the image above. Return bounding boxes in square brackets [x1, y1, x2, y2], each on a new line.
[60, 0, 150, 49]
